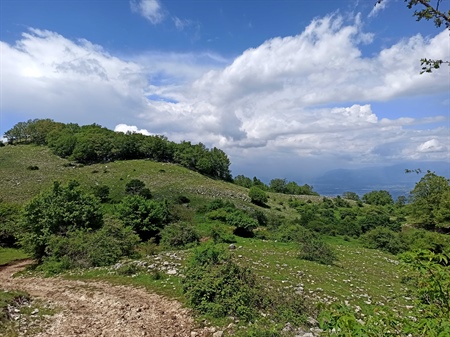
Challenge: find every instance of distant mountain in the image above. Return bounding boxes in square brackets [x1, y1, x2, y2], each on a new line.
[312, 161, 450, 199]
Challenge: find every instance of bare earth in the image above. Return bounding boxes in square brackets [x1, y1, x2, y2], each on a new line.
[0, 261, 208, 337]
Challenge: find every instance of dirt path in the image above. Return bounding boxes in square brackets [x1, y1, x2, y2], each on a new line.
[0, 261, 209, 337]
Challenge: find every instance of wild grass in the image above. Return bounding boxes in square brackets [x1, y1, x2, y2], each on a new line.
[0, 248, 29, 265]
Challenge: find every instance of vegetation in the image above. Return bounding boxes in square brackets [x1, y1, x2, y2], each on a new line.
[1, 137, 449, 335]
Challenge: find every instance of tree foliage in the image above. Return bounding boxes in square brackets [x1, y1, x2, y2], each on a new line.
[116, 195, 170, 241]
[248, 186, 268, 205]
[20, 181, 103, 260]
[8, 119, 232, 181]
[362, 190, 394, 206]
[410, 171, 450, 230]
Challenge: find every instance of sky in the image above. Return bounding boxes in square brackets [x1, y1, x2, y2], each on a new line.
[1, 0, 449, 182]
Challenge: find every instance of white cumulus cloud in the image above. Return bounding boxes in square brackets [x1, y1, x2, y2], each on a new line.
[130, 0, 165, 24]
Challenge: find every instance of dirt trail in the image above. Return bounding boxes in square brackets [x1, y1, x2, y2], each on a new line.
[0, 261, 208, 337]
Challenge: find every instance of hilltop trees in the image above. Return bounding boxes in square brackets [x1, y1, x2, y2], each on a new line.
[5, 120, 233, 181]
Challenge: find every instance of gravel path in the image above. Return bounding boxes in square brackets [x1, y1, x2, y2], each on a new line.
[0, 260, 208, 337]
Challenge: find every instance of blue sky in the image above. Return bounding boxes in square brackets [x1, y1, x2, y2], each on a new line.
[1, 0, 449, 180]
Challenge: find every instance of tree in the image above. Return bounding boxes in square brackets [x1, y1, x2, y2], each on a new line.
[342, 191, 360, 201]
[20, 181, 103, 260]
[116, 195, 169, 241]
[362, 190, 394, 206]
[410, 171, 450, 230]
[233, 175, 253, 188]
[270, 178, 288, 193]
[248, 186, 268, 205]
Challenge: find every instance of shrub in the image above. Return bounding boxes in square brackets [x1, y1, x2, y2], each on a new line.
[125, 179, 151, 198]
[26, 165, 39, 170]
[298, 237, 337, 265]
[160, 222, 199, 248]
[116, 195, 170, 241]
[20, 181, 103, 260]
[175, 195, 190, 204]
[41, 219, 139, 273]
[92, 184, 110, 203]
[249, 186, 268, 205]
[183, 243, 264, 321]
[294, 227, 337, 265]
[361, 227, 408, 255]
[226, 211, 258, 237]
[0, 202, 21, 247]
[209, 224, 236, 244]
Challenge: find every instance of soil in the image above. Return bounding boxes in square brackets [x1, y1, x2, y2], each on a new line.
[0, 260, 209, 337]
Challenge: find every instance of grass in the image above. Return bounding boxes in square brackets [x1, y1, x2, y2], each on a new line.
[0, 248, 29, 265]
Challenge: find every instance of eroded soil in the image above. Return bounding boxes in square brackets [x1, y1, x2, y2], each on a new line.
[0, 260, 208, 337]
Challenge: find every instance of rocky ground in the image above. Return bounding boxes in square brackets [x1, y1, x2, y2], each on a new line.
[0, 260, 211, 337]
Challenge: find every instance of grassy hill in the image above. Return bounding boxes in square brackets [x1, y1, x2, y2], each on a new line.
[1, 144, 420, 335]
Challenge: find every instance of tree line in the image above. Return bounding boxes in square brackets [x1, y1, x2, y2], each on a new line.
[3, 119, 232, 181]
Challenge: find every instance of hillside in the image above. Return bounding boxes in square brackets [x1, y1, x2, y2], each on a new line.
[1, 145, 449, 336]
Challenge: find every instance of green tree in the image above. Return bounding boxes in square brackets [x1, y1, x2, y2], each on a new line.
[362, 190, 394, 206]
[270, 178, 287, 193]
[116, 195, 169, 241]
[342, 191, 360, 201]
[20, 181, 103, 260]
[233, 175, 253, 188]
[248, 186, 268, 205]
[410, 171, 450, 230]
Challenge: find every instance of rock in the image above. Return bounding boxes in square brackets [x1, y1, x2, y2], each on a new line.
[190, 332, 198, 337]
[307, 316, 319, 326]
[282, 322, 294, 333]
[228, 244, 236, 250]
[212, 331, 224, 337]
[31, 308, 39, 315]
[167, 269, 177, 275]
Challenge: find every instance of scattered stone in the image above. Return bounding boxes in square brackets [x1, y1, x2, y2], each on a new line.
[213, 331, 224, 337]
[229, 244, 236, 250]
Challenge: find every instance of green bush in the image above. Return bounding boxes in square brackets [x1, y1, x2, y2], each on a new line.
[361, 227, 408, 255]
[92, 184, 110, 203]
[41, 219, 139, 273]
[160, 222, 199, 248]
[249, 186, 268, 205]
[20, 181, 103, 260]
[293, 227, 337, 265]
[182, 243, 264, 321]
[116, 195, 169, 241]
[125, 179, 151, 199]
[298, 237, 337, 265]
[209, 224, 236, 244]
[0, 202, 21, 247]
[226, 211, 258, 237]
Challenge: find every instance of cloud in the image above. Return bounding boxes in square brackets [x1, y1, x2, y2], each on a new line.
[130, 0, 165, 24]
[368, 0, 389, 18]
[115, 124, 151, 135]
[1, 28, 148, 128]
[417, 139, 446, 153]
[2, 14, 449, 178]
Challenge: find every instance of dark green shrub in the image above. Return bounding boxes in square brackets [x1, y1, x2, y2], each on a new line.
[209, 224, 236, 244]
[116, 195, 169, 241]
[20, 181, 103, 260]
[298, 238, 337, 265]
[249, 186, 268, 205]
[92, 185, 110, 203]
[41, 219, 139, 273]
[124, 178, 145, 195]
[26, 165, 39, 170]
[160, 222, 199, 248]
[183, 243, 264, 321]
[116, 263, 145, 276]
[198, 199, 235, 214]
[361, 227, 408, 255]
[175, 195, 190, 204]
[294, 227, 337, 265]
[226, 211, 258, 237]
[0, 202, 20, 247]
